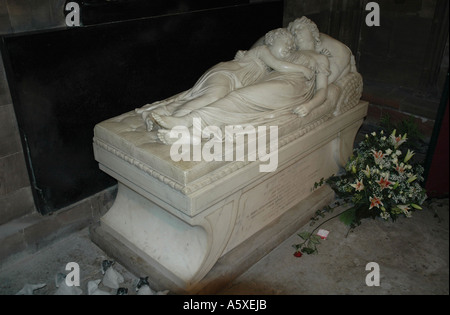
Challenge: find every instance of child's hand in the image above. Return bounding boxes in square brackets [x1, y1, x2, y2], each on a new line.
[302, 68, 314, 80]
[293, 104, 310, 117]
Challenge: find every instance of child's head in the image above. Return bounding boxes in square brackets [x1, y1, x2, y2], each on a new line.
[287, 17, 321, 51]
[265, 28, 296, 60]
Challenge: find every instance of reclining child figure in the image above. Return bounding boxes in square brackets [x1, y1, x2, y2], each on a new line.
[135, 17, 339, 145]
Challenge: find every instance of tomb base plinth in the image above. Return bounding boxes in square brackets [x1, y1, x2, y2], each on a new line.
[90, 184, 335, 294]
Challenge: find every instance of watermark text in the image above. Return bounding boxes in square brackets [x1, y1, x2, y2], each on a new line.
[366, 2, 381, 27]
[168, 118, 279, 172]
[365, 262, 380, 286]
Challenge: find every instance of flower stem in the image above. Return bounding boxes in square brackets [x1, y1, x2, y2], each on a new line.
[310, 206, 352, 235]
[296, 204, 353, 249]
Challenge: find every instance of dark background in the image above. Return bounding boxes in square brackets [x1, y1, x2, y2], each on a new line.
[1, 0, 283, 214]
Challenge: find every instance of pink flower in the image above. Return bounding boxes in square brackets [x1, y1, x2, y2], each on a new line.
[395, 163, 406, 174]
[372, 150, 384, 164]
[390, 130, 407, 148]
[350, 179, 365, 191]
[377, 176, 393, 190]
[369, 196, 383, 209]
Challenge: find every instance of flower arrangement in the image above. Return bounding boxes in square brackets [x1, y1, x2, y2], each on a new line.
[293, 129, 427, 257]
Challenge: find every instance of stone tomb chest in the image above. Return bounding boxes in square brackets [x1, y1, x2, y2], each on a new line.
[91, 24, 367, 294]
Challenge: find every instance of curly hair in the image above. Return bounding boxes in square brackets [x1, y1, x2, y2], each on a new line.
[287, 16, 321, 49]
[264, 28, 295, 52]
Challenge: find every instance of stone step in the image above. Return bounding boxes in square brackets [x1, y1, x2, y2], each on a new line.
[0, 186, 117, 266]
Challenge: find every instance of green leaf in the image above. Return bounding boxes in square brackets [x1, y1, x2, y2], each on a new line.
[297, 232, 311, 240]
[339, 207, 356, 226]
[302, 247, 316, 255]
[309, 235, 322, 244]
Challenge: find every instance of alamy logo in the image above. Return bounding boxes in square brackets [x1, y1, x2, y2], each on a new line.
[365, 262, 380, 286]
[366, 2, 381, 27]
[65, 262, 80, 287]
[65, 2, 80, 27]
[168, 118, 279, 173]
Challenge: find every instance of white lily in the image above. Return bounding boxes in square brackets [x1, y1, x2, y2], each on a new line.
[404, 149, 415, 163]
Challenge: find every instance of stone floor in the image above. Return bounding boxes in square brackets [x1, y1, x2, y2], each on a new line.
[0, 197, 447, 296]
[220, 198, 449, 295]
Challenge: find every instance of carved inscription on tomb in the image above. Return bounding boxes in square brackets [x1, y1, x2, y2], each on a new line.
[223, 143, 338, 254]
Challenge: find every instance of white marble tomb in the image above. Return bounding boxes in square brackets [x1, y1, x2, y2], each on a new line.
[91, 17, 367, 293]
